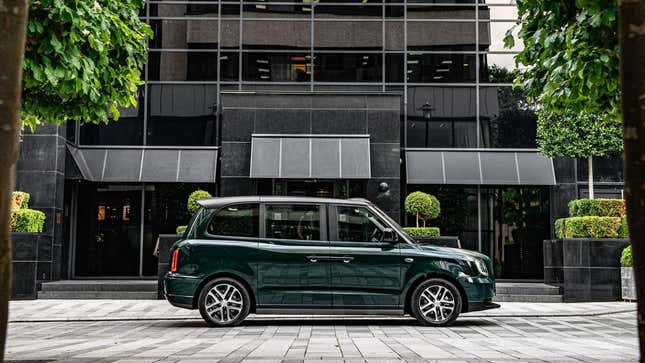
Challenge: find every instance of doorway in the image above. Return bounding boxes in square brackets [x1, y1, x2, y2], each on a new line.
[75, 188, 144, 277]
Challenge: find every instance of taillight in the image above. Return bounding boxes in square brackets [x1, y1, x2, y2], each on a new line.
[170, 249, 179, 273]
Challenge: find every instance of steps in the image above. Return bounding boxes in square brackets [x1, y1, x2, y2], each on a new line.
[38, 280, 158, 299]
[495, 282, 563, 302]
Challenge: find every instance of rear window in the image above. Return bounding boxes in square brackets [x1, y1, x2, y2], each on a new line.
[207, 203, 259, 238]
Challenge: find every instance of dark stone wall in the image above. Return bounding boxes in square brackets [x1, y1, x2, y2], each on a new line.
[220, 92, 402, 220]
[13, 123, 67, 298]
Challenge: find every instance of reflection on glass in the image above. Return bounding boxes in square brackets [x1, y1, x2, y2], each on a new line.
[407, 53, 477, 83]
[479, 85, 537, 148]
[314, 53, 382, 82]
[80, 104, 144, 146]
[243, 53, 311, 82]
[407, 21, 476, 51]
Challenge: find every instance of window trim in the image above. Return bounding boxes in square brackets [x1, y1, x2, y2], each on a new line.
[260, 202, 328, 242]
[203, 202, 261, 240]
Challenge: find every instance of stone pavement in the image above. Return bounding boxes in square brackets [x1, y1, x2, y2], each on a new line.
[8, 299, 637, 322]
[4, 300, 639, 362]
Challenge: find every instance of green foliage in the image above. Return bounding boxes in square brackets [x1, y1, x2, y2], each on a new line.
[621, 245, 633, 267]
[10, 209, 46, 233]
[505, 1, 620, 120]
[11, 191, 30, 209]
[555, 216, 621, 239]
[404, 191, 441, 227]
[568, 198, 625, 217]
[403, 227, 440, 238]
[176, 225, 187, 234]
[619, 217, 629, 239]
[536, 111, 623, 158]
[187, 190, 212, 214]
[22, 0, 152, 130]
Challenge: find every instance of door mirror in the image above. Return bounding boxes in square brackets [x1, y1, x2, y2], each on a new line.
[383, 228, 398, 243]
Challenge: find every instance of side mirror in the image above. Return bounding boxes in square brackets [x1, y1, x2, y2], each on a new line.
[383, 228, 398, 243]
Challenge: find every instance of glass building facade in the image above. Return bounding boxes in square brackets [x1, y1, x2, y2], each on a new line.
[14, 0, 621, 285]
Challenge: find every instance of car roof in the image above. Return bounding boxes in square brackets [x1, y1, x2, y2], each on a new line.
[197, 196, 372, 209]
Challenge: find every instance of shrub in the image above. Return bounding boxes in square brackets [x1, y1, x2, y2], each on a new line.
[11, 191, 30, 210]
[176, 225, 187, 234]
[568, 198, 625, 217]
[557, 216, 621, 238]
[11, 209, 46, 233]
[621, 245, 632, 267]
[403, 227, 440, 237]
[619, 217, 629, 238]
[555, 218, 566, 238]
[187, 190, 212, 214]
[405, 191, 440, 227]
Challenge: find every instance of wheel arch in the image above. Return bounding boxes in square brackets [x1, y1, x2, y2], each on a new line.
[193, 272, 257, 312]
[403, 272, 469, 314]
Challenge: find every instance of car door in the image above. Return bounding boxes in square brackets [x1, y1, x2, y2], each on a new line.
[256, 203, 332, 308]
[328, 204, 402, 309]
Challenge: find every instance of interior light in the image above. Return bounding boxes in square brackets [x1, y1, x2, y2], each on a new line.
[406, 60, 419, 64]
[256, 59, 269, 64]
[255, 4, 266, 9]
[463, 63, 469, 67]
[441, 60, 453, 64]
[436, 68, 450, 72]
[433, 76, 443, 80]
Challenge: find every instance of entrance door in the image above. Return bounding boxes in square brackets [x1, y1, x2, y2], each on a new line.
[75, 189, 142, 276]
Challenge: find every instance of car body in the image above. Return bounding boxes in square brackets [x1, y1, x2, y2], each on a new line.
[164, 196, 499, 326]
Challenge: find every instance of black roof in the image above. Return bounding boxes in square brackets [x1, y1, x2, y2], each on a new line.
[197, 196, 372, 209]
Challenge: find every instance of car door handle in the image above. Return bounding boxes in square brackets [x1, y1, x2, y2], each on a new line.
[327, 256, 354, 263]
[342, 258, 353, 263]
[306, 255, 325, 263]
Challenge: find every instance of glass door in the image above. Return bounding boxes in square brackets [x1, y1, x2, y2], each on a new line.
[75, 187, 142, 277]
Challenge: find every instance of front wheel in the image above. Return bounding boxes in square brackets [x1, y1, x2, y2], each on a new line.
[198, 278, 251, 327]
[410, 278, 462, 326]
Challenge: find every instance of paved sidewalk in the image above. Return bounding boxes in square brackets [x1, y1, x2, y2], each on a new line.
[8, 299, 636, 322]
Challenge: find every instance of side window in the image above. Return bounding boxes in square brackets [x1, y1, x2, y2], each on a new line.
[265, 204, 321, 241]
[207, 203, 259, 238]
[336, 206, 387, 242]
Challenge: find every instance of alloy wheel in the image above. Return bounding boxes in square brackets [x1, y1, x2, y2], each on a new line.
[204, 283, 244, 323]
[418, 284, 456, 323]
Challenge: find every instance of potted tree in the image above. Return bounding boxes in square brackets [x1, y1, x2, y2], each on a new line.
[402, 191, 458, 247]
[621, 245, 636, 301]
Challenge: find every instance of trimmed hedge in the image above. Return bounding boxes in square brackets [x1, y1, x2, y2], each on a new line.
[568, 198, 625, 217]
[619, 217, 629, 238]
[187, 190, 212, 214]
[621, 245, 632, 267]
[11, 191, 30, 210]
[176, 225, 187, 234]
[403, 227, 440, 237]
[11, 209, 46, 233]
[555, 216, 622, 238]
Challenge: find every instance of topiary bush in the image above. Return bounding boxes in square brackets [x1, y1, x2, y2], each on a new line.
[403, 227, 440, 237]
[405, 191, 440, 227]
[621, 245, 632, 267]
[11, 191, 30, 210]
[176, 225, 187, 234]
[619, 217, 629, 238]
[555, 216, 622, 239]
[568, 198, 625, 217]
[187, 190, 212, 215]
[11, 209, 46, 233]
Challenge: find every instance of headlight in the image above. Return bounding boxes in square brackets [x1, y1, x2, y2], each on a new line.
[474, 258, 489, 277]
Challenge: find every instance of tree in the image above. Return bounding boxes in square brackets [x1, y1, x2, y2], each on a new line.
[618, 0, 645, 354]
[0, 1, 150, 358]
[0, 2, 29, 360]
[505, 1, 622, 199]
[536, 111, 623, 198]
[405, 192, 440, 228]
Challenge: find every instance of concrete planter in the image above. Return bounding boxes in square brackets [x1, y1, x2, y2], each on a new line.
[544, 238, 630, 302]
[11, 232, 51, 300]
[156, 234, 182, 299]
[621, 267, 637, 301]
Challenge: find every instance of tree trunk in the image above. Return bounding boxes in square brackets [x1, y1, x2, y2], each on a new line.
[0, 1, 29, 360]
[587, 155, 594, 199]
[416, 212, 419, 228]
[618, 0, 645, 357]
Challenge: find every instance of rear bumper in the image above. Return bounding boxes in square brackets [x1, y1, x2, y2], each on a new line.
[164, 272, 201, 309]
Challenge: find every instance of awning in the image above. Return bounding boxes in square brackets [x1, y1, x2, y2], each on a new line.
[250, 134, 371, 179]
[406, 149, 556, 185]
[66, 145, 219, 183]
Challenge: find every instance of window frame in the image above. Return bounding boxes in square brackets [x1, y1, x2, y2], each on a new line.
[260, 202, 328, 242]
[203, 202, 261, 240]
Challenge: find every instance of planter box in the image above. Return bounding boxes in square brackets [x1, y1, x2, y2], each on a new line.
[621, 267, 637, 301]
[544, 238, 630, 302]
[11, 232, 51, 300]
[414, 236, 460, 249]
[156, 234, 182, 299]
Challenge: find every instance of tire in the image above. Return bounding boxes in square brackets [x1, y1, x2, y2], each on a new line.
[410, 278, 462, 326]
[198, 277, 251, 327]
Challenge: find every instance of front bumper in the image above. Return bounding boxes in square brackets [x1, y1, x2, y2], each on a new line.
[468, 300, 501, 312]
[458, 275, 497, 312]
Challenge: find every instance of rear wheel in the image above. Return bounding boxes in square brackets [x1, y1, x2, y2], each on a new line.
[410, 278, 462, 326]
[198, 278, 250, 327]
